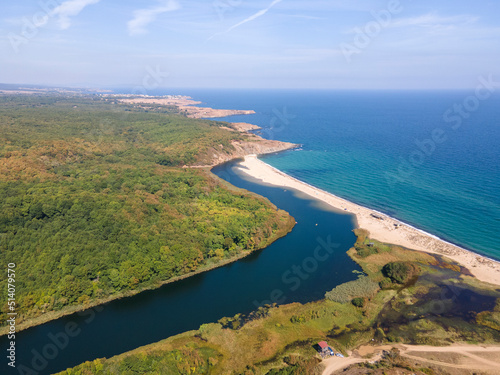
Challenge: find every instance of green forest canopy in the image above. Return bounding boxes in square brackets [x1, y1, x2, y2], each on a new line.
[0, 95, 293, 324]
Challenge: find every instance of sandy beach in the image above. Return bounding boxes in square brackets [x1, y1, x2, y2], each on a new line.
[236, 155, 500, 287]
[115, 96, 255, 118]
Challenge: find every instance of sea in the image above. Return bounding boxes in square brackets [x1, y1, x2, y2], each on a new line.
[2, 88, 499, 375]
[147, 88, 500, 260]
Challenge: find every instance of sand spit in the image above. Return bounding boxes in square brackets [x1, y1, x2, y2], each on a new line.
[230, 122, 262, 132]
[237, 155, 500, 287]
[116, 96, 255, 119]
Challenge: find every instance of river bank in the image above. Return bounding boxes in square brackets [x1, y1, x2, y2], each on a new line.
[1, 151, 360, 375]
[236, 155, 500, 287]
[0, 195, 295, 337]
[0, 96, 299, 337]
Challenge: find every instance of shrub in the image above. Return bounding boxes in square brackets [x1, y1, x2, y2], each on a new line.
[290, 315, 306, 324]
[290, 310, 320, 324]
[352, 297, 365, 308]
[354, 245, 377, 258]
[382, 262, 418, 284]
[379, 277, 394, 290]
[325, 276, 379, 303]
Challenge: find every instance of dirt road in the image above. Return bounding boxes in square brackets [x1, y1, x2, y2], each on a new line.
[321, 343, 500, 374]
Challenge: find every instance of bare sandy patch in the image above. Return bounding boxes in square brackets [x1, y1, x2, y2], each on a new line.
[116, 96, 255, 118]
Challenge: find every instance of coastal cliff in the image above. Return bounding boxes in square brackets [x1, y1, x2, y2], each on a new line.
[197, 134, 298, 167]
[109, 94, 298, 167]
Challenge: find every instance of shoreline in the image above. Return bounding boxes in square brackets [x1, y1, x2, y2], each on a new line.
[0, 252, 250, 336]
[0, 214, 294, 337]
[113, 95, 256, 118]
[3, 92, 497, 338]
[0, 95, 294, 337]
[236, 154, 500, 287]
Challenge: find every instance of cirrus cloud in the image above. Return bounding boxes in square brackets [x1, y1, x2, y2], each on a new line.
[128, 0, 181, 36]
[209, 0, 283, 40]
[52, 0, 102, 30]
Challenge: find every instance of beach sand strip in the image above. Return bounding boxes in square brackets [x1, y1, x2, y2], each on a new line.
[237, 155, 500, 287]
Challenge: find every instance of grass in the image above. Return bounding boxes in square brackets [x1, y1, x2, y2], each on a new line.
[57, 300, 366, 374]
[58, 232, 500, 374]
[325, 275, 379, 303]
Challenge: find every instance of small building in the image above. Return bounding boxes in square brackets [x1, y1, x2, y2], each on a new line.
[318, 341, 328, 351]
[317, 341, 333, 356]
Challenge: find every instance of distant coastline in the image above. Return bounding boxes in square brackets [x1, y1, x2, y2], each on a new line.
[3, 91, 497, 338]
[126, 92, 500, 287]
[109, 94, 256, 118]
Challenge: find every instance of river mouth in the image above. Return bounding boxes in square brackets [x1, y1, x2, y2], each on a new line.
[2, 159, 362, 375]
[331, 264, 500, 346]
[387, 266, 497, 317]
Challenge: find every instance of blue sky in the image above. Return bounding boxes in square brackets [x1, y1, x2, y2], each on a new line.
[1, 0, 499, 89]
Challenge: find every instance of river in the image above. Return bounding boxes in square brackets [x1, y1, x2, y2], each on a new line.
[1, 157, 361, 375]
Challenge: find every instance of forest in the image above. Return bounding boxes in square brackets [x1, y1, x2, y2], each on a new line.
[0, 94, 294, 325]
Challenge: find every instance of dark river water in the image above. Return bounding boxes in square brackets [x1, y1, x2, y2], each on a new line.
[1, 158, 361, 375]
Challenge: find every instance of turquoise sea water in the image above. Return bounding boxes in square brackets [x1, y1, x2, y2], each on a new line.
[160, 89, 500, 260]
[2, 89, 498, 374]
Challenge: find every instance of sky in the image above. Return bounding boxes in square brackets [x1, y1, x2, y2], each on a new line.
[1, 0, 500, 89]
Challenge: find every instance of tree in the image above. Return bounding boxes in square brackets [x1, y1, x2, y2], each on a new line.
[382, 262, 418, 284]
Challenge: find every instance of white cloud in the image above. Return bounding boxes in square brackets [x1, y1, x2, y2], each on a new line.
[209, 0, 283, 40]
[128, 0, 180, 36]
[390, 13, 478, 31]
[52, 0, 101, 30]
[278, 14, 325, 20]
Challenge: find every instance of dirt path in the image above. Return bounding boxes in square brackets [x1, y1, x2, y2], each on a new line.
[321, 356, 365, 375]
[321, 344, 500, 375]
[321, 346, 389, 375]
[401, 344, 500, 371]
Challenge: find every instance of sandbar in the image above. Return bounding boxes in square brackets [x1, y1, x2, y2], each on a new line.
[236, 155, 500, 286]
